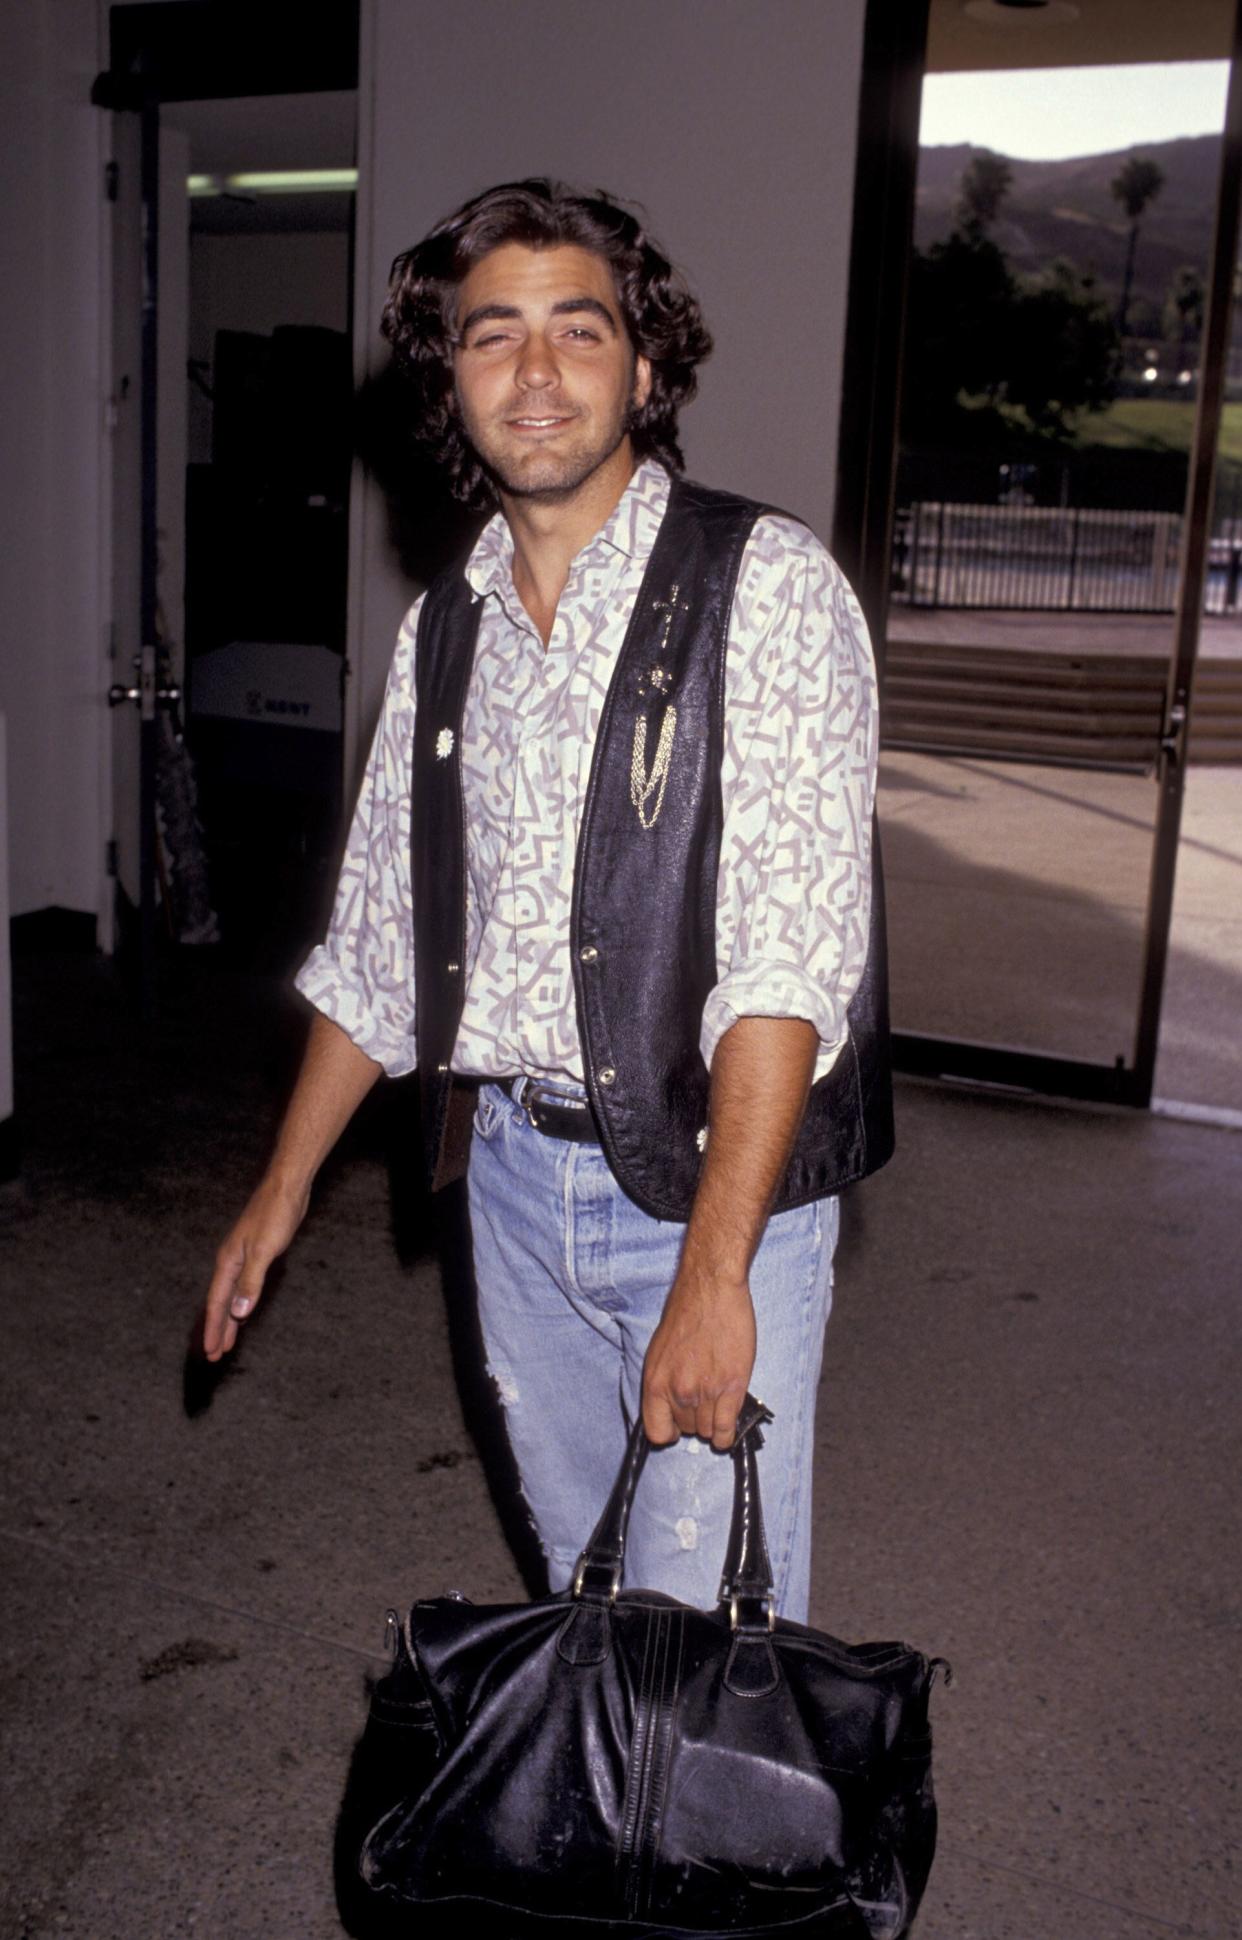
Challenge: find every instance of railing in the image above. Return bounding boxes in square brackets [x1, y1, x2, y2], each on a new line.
[891, 501, 1242, 614]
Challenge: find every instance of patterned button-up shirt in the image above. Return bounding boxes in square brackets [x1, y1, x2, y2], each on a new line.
[296, 458, 878, 1086]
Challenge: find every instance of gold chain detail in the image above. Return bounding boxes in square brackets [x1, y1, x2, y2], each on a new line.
[630, 706, 678, 829]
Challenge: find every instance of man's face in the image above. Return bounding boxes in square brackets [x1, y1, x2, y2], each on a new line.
[451, 242, 652, 501]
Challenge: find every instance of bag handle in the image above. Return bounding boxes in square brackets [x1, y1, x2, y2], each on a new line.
[571, 1393, 776, 1626]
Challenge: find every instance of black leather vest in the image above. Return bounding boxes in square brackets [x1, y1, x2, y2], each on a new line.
[411, 474, 894, 1219]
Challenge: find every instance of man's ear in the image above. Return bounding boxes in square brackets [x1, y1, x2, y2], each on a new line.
[633, 354, 653, 412]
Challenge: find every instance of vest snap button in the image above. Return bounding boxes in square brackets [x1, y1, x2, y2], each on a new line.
[436, 1062, 449, 1074]
[579, 945, 598, 963]
[598, 1066, 616, 1087]
[446, 961, 460, 974]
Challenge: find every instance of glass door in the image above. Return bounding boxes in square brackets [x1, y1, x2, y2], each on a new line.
[837, 0, 1242, 1107]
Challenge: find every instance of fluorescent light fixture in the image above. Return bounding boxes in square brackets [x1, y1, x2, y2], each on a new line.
[962, 0, 1080, 22]
[186, 169, 357, 198]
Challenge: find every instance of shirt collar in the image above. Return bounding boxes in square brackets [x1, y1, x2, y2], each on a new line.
[464, 455, 671, 602]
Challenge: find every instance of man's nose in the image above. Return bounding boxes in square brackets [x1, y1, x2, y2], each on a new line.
[515, 331, 558, 389]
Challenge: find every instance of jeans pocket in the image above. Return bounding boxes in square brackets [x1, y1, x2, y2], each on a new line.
[473, 1083, 507, 1142]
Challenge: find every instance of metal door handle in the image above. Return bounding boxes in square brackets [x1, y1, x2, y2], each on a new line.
[108, 642, 182, 714]
[1160, 700, 1188, 767]
[108, 683, 181, 706]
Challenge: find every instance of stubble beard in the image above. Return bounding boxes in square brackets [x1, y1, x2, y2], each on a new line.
[458, 389, 641, 505]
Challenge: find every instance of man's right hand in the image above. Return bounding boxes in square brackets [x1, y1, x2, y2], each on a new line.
[201, 1173, 310, 1361]
[197, 1011, 383, 1361]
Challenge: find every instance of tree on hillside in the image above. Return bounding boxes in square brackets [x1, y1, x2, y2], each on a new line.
[903, 233, 1120, 447]
[1111, 156, 1165, 337]
[903, 228, 1016, 442]
[956, 152, 1013, 237]
[1163, 265, 1206, 349]
[1004, 261, 1122, 434]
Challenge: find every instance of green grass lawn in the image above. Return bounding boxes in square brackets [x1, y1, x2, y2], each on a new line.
[1073, 397, 1242, 468]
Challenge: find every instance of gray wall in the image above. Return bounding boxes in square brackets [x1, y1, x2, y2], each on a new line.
[0, 0, 108, 918]
[348, 0, 867, 755]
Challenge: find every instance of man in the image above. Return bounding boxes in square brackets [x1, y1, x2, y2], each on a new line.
[201, 179, 891, 1623]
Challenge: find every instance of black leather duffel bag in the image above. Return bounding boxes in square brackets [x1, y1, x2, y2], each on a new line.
[345, 1398, 946, 1939]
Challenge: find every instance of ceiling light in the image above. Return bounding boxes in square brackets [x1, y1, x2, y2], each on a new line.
[186, 169, 358, 198]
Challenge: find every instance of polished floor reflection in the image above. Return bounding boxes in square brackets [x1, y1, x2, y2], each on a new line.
[880, 752, 1156, 1065]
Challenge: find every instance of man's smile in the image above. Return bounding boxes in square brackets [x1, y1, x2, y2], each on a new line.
[505, 412, 577, 431]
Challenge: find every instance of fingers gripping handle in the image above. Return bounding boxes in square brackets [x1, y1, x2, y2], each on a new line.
[570, 1394, 776, 1614]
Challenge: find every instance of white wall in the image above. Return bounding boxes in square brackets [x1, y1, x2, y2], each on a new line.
[347, 0, 868, 757]
[0, 0, 108, 919]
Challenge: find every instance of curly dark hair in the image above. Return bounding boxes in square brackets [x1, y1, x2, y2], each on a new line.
[380, 178, 713, 509]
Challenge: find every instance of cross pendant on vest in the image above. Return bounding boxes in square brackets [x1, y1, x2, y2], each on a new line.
[631, 580, 690, 830]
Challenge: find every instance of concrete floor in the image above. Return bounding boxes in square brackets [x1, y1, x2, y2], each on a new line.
[1, 950, 1240, 1939]
[1155, 766, 1242, 1112]
[879, 760, 1242, 1113]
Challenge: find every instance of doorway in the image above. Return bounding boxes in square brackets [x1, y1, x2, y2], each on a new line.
[172, 91, 356, 970]
[838, 0, 1242, 1112]
[96, 5, 359, 998]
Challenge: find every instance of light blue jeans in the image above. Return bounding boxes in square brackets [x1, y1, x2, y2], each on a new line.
[466, 1080, 838, 1622]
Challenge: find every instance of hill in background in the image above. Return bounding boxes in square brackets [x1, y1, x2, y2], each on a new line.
[916, 134, 1220, 324]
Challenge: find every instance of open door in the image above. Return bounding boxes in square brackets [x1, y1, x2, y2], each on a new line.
[837, 0, 1241, 1109]
[102, 89, 177, 1010]
[95, 3, 360, 1005]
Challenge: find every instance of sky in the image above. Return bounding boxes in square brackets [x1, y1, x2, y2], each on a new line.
[920, 60, 1230, 160]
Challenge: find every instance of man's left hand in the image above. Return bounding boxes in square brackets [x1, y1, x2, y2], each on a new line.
[641, 1267, 756, 1450]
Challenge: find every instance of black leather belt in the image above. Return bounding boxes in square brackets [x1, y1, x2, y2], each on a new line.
[505, 1078, 600, 1143]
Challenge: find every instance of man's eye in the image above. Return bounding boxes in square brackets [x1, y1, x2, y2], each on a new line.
[565, 327, 600, 342]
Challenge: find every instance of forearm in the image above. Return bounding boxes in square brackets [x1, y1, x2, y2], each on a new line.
[201, 1011, 383, 1360]
[266, 1010, 384, 1195]
[681, 1014, 819, 1287]
[641, 1014, 819, 1445]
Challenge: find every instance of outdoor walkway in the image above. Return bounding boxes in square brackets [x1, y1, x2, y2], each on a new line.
[878, 759, 1242, 1112]
[888, 602, 1242, 659]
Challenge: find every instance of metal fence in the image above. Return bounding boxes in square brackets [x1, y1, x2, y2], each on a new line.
[891, 500, 1242, 614]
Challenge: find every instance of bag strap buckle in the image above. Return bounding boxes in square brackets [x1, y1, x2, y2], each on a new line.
[573, 1553, 622, 1603]
[729, 1591, 776, 1633]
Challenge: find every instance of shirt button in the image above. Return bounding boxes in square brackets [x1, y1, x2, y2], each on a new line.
[598, 1066, 616, 1087]
[579, 945, 599, 963]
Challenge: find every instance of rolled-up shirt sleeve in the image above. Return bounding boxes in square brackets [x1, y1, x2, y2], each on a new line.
[702, 517, 879, 1082]
[294, 599, 423, 1077]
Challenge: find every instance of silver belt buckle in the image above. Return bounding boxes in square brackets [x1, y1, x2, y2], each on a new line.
[523, 1080, 588, 1130]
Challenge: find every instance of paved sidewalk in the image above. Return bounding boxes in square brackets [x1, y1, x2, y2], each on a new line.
[878, 757, 1242, 1112]
[888, 603, 1242, 660]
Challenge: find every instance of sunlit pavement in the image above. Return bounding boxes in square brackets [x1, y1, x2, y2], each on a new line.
[879, 756, 1242, 1112]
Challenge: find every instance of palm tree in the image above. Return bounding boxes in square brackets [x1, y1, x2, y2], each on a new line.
[956, 152, 1013, 238]
[1111, 156, 1165, 338]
